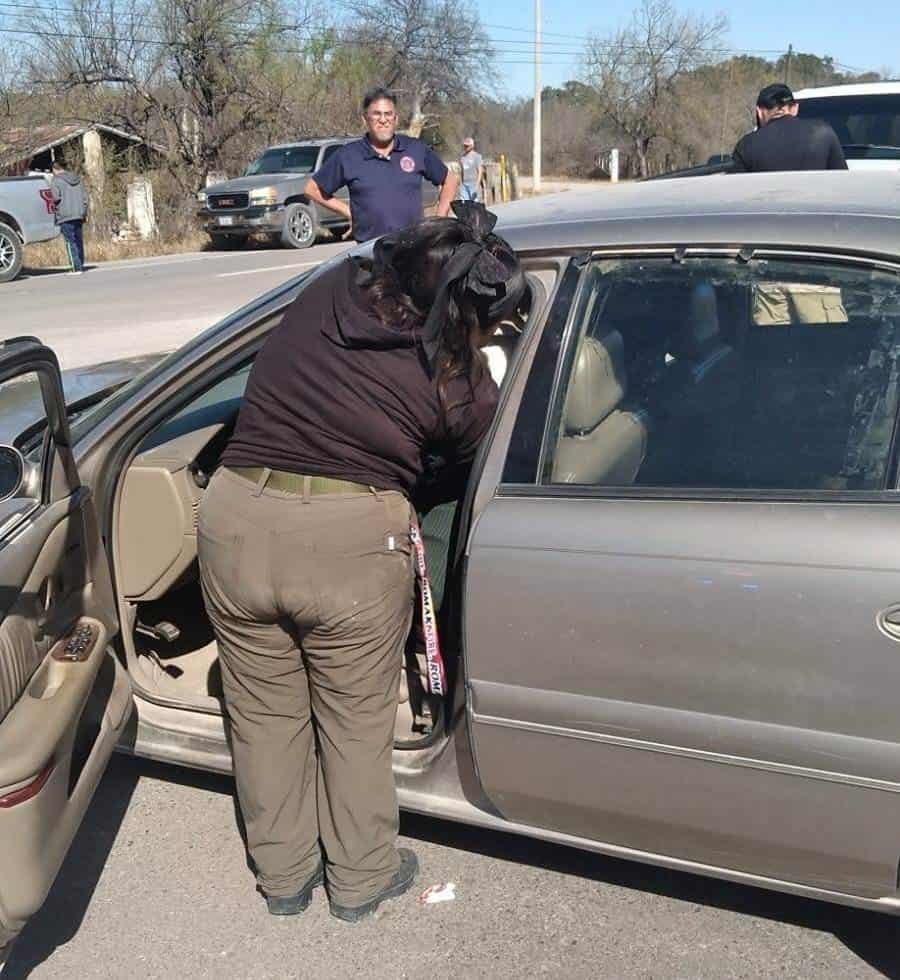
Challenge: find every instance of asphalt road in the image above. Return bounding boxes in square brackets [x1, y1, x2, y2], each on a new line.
[5, 755, 900, 980]
[2, 241, 350, 372]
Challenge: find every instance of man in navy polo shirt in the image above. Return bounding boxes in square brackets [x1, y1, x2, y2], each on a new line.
[305, 86, 458, 243]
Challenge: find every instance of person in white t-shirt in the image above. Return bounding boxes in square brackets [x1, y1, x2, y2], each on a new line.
[459, 137, 484, 202]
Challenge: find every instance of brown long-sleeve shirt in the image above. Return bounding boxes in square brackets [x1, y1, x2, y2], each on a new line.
[222, 257, 499, 495]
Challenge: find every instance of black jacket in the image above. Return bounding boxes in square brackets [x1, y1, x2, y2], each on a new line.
[731, 116, 848, 173]
[222, 257, 499, 495]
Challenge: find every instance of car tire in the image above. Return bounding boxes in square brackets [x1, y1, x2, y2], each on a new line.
[0, 222, 24, 283]
[209, 233, 248, 251]
[281, 203, 317, 249]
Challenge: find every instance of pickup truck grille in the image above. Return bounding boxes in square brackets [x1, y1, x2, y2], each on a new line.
[208, 192, 249, 211]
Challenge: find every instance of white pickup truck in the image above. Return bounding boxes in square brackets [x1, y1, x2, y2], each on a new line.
[793, 81, 900, 171]
[0, 175, 60, 283]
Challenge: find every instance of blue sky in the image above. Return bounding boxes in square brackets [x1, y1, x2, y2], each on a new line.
[478, 0, 899, 98]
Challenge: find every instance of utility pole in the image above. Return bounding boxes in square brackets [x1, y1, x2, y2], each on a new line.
[532, 0, 542, 193]
[785, 43, 793, 85]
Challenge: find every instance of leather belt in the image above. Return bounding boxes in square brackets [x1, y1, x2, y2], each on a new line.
[227, 466, 373, 496]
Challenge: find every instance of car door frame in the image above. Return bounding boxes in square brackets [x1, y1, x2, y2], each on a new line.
[0, 339, 132, 963]
[462, 242, 900, 903]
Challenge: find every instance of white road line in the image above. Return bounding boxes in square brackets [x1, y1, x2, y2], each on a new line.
[216, 261, 322, 278]
[89, 247, 343, 275]
[94, 252, 256, 272]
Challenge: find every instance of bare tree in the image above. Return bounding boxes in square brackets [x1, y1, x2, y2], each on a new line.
[344, 0, 495, 136]
[583, 0, 727, 177]
[0, 43, 14, 129]
[21, 0, 316, 185]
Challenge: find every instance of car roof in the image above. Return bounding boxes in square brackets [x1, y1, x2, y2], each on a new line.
[493, 171, 900, 257]
[263, 138, 352, 151]
[794, 81, 900, 99]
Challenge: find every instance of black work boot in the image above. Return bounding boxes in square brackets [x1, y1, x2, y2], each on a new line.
[266, 863, 325, 915]
[329, 848, 419, 923]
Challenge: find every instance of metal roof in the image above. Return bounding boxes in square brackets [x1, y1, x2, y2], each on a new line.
[0, 122, 165, 169]
[492, 172, 900, 257]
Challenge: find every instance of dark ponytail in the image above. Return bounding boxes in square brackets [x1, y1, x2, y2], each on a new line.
[359, 212, 526, 413]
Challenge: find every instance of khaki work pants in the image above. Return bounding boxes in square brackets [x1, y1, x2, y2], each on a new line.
[197, 467, 415, 907]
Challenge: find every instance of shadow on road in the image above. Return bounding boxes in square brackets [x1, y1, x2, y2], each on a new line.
[7, 755, 900, 978]
[16, 266, 96, 279]
[17, 267, 66, 279]
[399, 811, 900, 979]
[3, 756, 140, 980]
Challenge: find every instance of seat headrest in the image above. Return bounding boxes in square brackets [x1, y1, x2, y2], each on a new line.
[563, 332, 627, 435]
[670, 281, 721, 359]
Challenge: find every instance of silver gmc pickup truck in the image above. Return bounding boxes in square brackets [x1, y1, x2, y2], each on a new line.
[197, 137, 439, 250]
[0, 175, 60, 283]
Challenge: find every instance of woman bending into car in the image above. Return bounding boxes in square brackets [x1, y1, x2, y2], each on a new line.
[197, 202, 526, 922]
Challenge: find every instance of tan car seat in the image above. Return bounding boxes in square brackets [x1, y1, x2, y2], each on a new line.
[552, 331, 649, 485]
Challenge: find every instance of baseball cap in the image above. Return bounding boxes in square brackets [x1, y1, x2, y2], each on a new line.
[756, 83, 796, 109]
[463, 136, 474, 146]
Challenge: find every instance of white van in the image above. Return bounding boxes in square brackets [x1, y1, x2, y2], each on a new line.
[794, 81, 900, 171]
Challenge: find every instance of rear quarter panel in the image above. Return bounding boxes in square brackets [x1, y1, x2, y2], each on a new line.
[0, 177, 58, 245]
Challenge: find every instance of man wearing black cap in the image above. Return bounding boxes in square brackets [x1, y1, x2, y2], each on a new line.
[731, 83, 848, 173]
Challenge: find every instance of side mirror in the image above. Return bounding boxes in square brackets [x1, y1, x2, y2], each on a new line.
[0, 445, 25, 502]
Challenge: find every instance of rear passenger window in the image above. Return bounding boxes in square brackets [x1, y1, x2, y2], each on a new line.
[321, 145, 342, 165]
[545, 256, 900, 492]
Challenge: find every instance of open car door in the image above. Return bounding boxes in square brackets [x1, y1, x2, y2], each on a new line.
[0, 338, 132, 965]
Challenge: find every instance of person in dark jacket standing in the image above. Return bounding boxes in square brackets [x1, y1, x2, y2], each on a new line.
[198, 202, 526, 923]
[731, 83, 848, 173]
[304, 85, 458, 243]
[50, 161, 89, 275]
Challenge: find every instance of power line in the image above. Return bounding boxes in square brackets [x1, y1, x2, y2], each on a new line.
[0, 2, 847, 58]
[0, 8, 879, 74]
[0, 22, 583, 65]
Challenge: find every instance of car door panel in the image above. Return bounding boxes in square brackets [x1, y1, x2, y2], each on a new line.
[466, 494, 900, 898]
[0, 343, 130, 955]
[469, 694, 900, 897]
[464, 251, 900, 902]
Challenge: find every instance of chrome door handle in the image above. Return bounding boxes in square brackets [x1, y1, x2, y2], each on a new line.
[877, 606, 900, 641]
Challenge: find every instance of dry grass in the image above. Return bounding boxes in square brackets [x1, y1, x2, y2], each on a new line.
[24, 230, 213, 269]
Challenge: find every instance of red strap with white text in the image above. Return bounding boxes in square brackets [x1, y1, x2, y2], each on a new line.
[409, 520, 447, 696]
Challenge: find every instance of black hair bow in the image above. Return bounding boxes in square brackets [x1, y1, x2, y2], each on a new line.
[417, 201, 517, 374]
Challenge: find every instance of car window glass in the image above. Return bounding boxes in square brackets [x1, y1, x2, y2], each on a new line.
[67, 270, 319, 444]
[0, 370, 46, 445]
[137, 363, 253, 453]
[0, 367, 68, 517]
[798, 95, 900, 160]
[245, 146, 320, 175]
[501, 260, 584, 484]
[544, 255, 900, 493]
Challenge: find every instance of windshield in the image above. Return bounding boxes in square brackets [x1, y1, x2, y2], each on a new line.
[67, 268, 320, 444]
[798, 94, 900, 160]
[0, 354, 161, 446]
[245, 146, 320, 175]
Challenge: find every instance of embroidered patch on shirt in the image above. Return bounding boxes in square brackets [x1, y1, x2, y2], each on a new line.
[400, 155, 416, 173]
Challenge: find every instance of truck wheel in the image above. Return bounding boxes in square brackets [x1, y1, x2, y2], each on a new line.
[209, 233, 248, 251]
[281, 203, 316, 249]
[0, 222, 24, 283]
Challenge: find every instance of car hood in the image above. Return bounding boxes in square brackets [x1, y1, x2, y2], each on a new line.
[205, 173, 310, 194]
